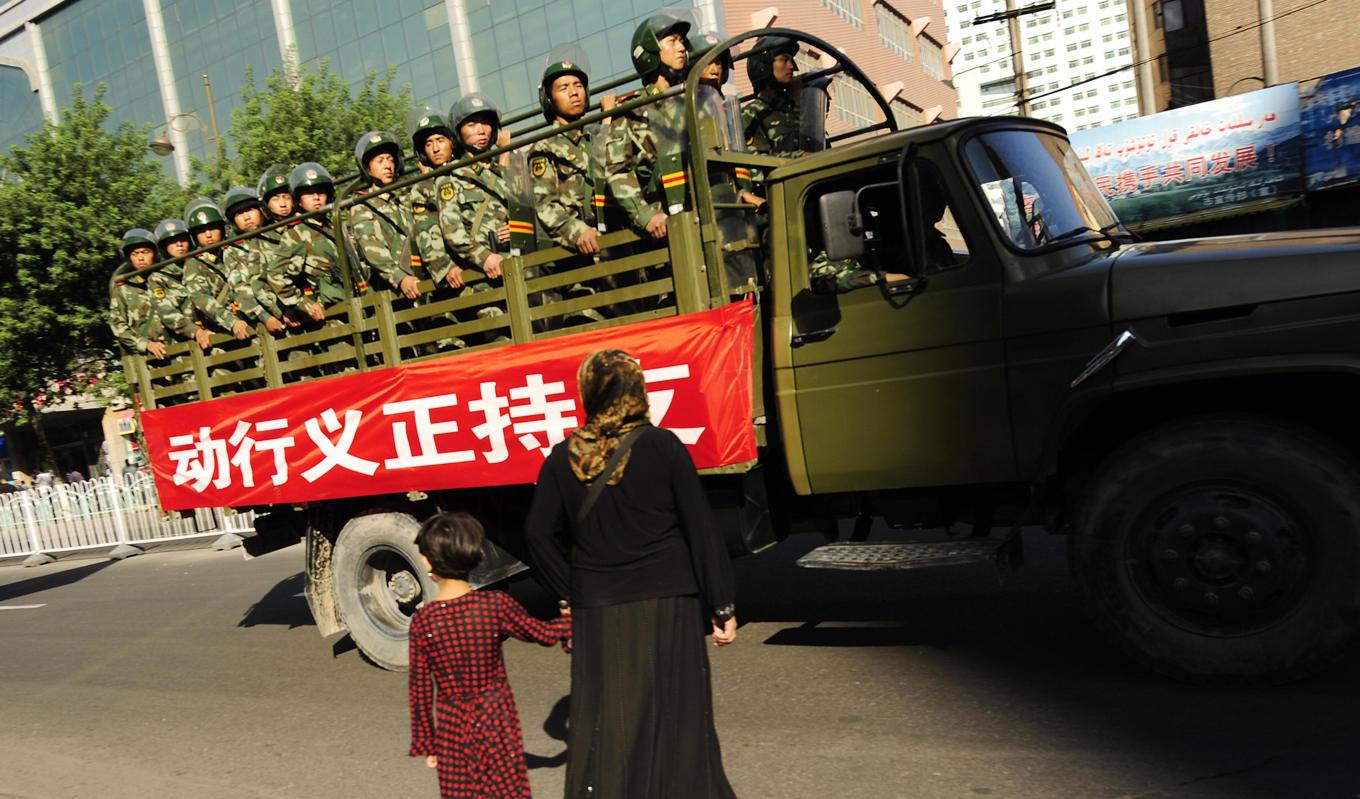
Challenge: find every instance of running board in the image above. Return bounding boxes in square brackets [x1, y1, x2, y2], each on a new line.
[796, 540, 1003, 571]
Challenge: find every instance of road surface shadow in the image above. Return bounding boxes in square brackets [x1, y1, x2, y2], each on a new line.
[238, 572, 313, 628]
[738, 527, 1360, 798]
[0, 559, 118, 603]
[524, 695, 570, 769]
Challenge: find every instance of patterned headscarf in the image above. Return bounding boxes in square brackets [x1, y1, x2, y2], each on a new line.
[568, 349, 650, 485]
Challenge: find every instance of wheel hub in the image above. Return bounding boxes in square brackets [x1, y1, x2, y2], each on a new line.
[1130, 487, 1309, 635]
[388, 570, 421, 603]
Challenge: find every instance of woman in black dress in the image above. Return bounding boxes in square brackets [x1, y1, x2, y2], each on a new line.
[525, 349, 739, 799]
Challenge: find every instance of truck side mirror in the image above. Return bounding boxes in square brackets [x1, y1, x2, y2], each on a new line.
[817, 190, 863, 261]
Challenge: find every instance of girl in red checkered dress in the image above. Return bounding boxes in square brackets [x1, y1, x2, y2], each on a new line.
[409, 512, 571, 799]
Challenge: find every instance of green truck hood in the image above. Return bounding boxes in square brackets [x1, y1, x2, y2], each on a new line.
[1109, 228, 1360, 322]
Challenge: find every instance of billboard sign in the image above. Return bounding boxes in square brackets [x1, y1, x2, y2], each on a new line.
[1070, 83, 1303, 227]
[1301, 66, 1360, 191]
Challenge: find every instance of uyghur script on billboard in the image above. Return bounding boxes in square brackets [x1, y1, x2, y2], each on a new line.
[1069, 83, 1303, 228]
[1301, 66, 1360, 191]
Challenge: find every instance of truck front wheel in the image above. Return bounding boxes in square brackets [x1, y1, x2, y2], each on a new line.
[1073, 416, 1360, 682]
[332, 512, 436, 671]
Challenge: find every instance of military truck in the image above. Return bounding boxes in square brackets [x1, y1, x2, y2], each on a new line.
[115, 29, 1360, 681]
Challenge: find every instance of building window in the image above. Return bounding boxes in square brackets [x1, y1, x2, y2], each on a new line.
[921, 37, 945, 80]
[822, 0, 864, 28]
[892, 100, 925, 128]
[876, 4, 915, 60]
[832, 75, 878, 127]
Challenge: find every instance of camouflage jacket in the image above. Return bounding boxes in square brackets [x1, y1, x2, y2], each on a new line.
[529, 124, 601, 249]
[172, 255, 240, 332]
[211, 243, 274, 324]
[347, 188, 429, 290]
[269, 219, 344, 306]
[743, 86, 801, 157]
[409, 181, 454, 283]
[809, 251, 883, 294]
[436, 161, 509, 270]
[604, 87, 687, 230]
[108, 274, 166, 353]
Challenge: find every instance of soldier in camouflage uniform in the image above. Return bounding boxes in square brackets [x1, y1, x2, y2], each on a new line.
[222, 187, 294, 329]
[808, 251, 910, 294]
[185, 198, 280, 335]
[269, 162, 344, 321]
[408, 108, 457, 289]
[604, 14, 692, 242]
[156, 217, 248, 342]
[109, 229, 179, 360]
[347, 130, 441, 300]
[743, 36, 802, 157]
[530, 58, 609, 254]
[438, 93, 513, 281]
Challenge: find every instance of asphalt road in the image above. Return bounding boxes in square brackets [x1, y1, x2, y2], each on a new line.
[2, 530, 1359, 799]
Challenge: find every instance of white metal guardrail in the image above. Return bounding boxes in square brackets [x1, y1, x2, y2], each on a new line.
[0, 474, 255, 565]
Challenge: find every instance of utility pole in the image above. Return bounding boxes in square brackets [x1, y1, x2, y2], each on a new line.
[973, 0, 1055, 116]
[1258, 0, 1279, 85]
[202, 73, 223, 164]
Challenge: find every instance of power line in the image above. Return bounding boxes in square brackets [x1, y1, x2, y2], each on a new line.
[990, 0, 1335, 114]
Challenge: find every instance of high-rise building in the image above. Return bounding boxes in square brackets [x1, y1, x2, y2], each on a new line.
[946, 0, 1142, 132]
[1129, 0, 1360, 114]
[0, 0, 956, 182]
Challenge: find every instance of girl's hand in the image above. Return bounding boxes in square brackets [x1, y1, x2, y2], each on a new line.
[425, 755, 438, 769]
[712, 616, 737, 646]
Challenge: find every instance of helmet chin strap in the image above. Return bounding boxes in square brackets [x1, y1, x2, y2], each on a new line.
[659, 63, 686, 85]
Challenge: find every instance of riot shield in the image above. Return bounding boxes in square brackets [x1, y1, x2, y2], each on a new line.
[799, 80, 830, 153]
[504, 150, 536, 257]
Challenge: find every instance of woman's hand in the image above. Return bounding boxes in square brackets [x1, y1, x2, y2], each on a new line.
[711, 616, 737, 646]
[425, 755, 438, 769]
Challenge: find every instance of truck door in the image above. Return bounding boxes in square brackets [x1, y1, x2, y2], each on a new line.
[775, 152, 1017, 494]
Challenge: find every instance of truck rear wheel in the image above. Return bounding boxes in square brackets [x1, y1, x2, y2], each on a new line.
[1073, 416, 1360, 682]
[332, 512, 435, 671]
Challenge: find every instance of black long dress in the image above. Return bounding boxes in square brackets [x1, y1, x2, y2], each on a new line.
[525, 424, 737, 799]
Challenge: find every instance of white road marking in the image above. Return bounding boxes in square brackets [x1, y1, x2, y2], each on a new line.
[0, 603, 47, 610]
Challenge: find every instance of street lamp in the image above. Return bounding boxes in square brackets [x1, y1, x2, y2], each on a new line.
[147, 75, 224, 162]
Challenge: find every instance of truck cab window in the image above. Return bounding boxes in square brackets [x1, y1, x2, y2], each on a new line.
[912, 162, 971, 273]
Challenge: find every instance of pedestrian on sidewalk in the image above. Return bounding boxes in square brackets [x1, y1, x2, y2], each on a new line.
[526, 348, 739, 799]
[408, 511, 572, 799]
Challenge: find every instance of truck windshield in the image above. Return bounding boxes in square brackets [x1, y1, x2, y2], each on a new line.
[963, 130, 1125, 253]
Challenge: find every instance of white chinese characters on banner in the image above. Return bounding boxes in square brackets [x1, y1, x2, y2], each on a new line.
[164, 365, 705, 493]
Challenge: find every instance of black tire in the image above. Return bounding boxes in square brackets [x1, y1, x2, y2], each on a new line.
[332, 512, 436, 671]
[1073, 416, 1360, 682]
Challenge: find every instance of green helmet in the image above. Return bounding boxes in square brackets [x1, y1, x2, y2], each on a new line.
[153, 219, 191, 248]
[354, 131, 404, 184]
[448, 93, 501, 156]
[539, 59, 589, 123]
[691, 32, 732, 83]
[184, 198, 226, 232]
[258, 164, 293, 202]
[409, 107, 455, 168]
[630, 13, 691, 84]
[289, 161, 334, 200]
[747, 36, 799, 89]
[120, 228, 157, 258]
[223, 186, 262, 220]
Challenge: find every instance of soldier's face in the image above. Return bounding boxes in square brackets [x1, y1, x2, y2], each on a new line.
[773, 54, 796, 85]
[368, 153, 396, 184]
[298, 189, 330, 213]
[423, 133, 454, 166]
[195, 226, 223, 247]
[551, 76, 587, 119]
[700, 60, 726, 86]
[658, 33, 687, 72]
[267, 192, 294, 217]
[163, 237, 191, 258]
[233, 208, 264, 232]
[459, 116, 495, 151]
[127, 246, 156, 269]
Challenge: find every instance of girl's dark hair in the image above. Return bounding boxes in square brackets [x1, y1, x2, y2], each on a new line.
[415, 511, 486, 580]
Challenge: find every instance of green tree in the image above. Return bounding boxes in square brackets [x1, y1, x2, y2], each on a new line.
[0, 84, 184, 464]
[193, 58, 414, 193]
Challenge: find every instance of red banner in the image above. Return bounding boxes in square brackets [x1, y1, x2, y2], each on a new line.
[143, 301, 757, 511]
